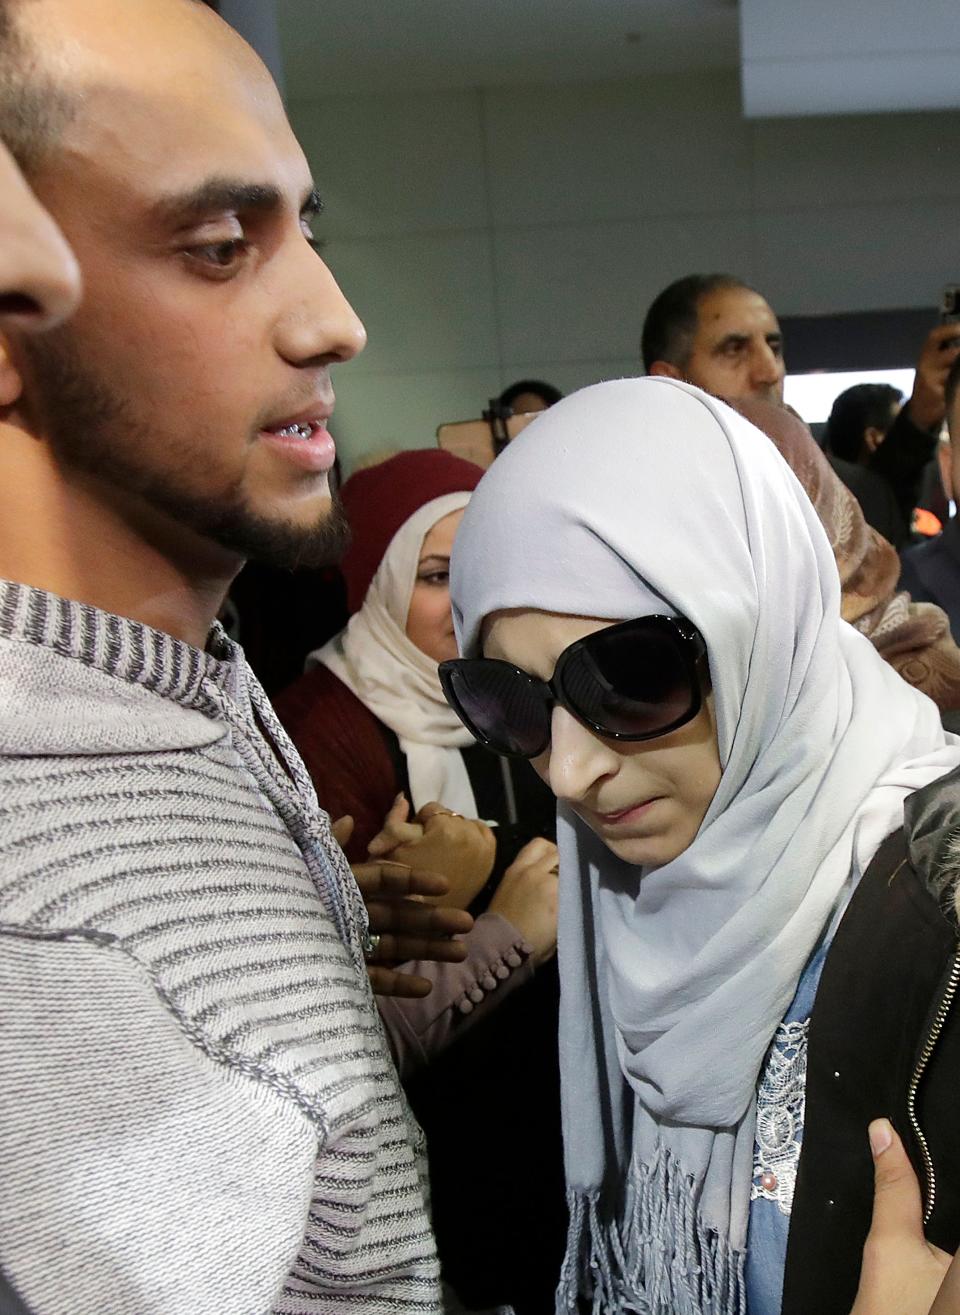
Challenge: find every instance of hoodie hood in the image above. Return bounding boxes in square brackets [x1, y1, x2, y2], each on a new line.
[905, 763, 960, 927]
[0, 580, 236, 757]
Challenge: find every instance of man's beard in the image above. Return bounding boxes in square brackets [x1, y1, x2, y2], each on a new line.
[18, 330, 349, 571]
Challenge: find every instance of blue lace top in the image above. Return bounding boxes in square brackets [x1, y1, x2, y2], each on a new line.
[745, 931, 832, 1314]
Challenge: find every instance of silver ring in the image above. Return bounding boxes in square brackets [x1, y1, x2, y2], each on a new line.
[362, 931, 382, 961]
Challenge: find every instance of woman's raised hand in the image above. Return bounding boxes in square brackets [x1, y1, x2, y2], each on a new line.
[489, 837, 559, 967]
[366, 795, 496, 910]
[850, 1119, 956, 1315]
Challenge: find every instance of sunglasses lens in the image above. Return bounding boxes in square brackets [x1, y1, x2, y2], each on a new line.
[443, 661, 550, 758]
[562, 622, 697, 738]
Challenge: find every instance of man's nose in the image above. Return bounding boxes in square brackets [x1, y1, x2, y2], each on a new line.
[0, 145, 82, 334]
[275, 247, 367, 368]
[751, 342, 783, 388]
[547, 706, 619, 804]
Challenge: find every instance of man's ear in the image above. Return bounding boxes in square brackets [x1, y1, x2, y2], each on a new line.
[863, 425, 885, 456]
[647, 360, 683, 381]
[0, 334, 26, 409]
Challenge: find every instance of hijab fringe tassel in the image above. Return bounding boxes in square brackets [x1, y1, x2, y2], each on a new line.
[556, 1146, 747, 1315]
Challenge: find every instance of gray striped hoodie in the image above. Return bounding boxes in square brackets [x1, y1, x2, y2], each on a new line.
[0, 580, 440, 1315]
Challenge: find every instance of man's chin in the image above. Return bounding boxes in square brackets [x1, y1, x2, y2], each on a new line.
[17, 329, 351, 571]
[210, 501, 350, 571]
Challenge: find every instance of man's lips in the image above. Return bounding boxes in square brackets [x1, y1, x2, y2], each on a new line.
[262, 398, 334, 433]
[258, 400, 336, 474]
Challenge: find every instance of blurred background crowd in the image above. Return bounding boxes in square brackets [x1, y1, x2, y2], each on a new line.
[218, 0, 960, 701]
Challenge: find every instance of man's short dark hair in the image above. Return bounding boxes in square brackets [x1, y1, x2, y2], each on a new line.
[497, 378, 563, 411]
[0, 0, 207, 173]
[946, 351, 960, 420]
[824, 383, 903, 463]
[641, 274, 754, 373]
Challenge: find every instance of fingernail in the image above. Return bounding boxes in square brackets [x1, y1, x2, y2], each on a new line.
[394, 792, 405, 804]
[869, 1119, 893, 1158]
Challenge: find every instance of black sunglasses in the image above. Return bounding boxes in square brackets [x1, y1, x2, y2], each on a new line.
[439, 614, 707, 760]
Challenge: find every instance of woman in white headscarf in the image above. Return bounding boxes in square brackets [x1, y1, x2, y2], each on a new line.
[444, 377, 960, 1315]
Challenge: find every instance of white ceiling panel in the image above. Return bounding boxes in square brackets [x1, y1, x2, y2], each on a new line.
[740, 0, 960, 117]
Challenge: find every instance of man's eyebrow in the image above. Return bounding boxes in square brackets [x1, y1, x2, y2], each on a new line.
[712, 333, 749, 354]
[150, 179, 323, 226]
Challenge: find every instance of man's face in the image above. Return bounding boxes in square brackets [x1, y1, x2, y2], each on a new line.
[682, 287, 785, 405]
[0, 139, 80, 333]
[8, 0, 366, 570]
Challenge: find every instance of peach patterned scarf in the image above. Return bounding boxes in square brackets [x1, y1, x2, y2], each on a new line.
[732, 398, 960, 712]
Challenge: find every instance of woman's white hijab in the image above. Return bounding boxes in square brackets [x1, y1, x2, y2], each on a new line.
[450, 378, 960, 1313]
[309, 491, 477, 816]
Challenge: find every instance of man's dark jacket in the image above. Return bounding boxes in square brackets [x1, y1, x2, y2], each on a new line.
[900, 516, 960, 645]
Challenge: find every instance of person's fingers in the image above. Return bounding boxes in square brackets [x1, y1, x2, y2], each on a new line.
[371, 932, 470, 965]
[351, 860, 451, 900]
[384, 794, 411, 827]
[367, 823, 421, 857]
[367, 797, 419, 856]
[331, 814, 354, 848]
[355, 857, 418, 899]
[351, 860, 411, 898]
[418, 812, 484, 840]
[416, 800, 457, 821]
[928, 323, 960, 348]
[401, 868, 453, 898]
[365, 898, 473, 939]
[852, 1119, 954, 1315]
[504, 838, 560, 882]
[865, 1119, 926, 1243]
[516, 837, 559, 868]
[367, 965, 434, 998]
[418, 806, 487, 837]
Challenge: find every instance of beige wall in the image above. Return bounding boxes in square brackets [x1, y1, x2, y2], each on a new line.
[289, 72, 960, 470]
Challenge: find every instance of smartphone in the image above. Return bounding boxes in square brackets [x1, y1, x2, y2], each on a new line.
[436, 412, 539, 469]
[941, 285, 960, 324]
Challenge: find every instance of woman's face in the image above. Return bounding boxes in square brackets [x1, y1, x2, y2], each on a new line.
[405, 508, 464, 664]
[483, 609, 723, 868]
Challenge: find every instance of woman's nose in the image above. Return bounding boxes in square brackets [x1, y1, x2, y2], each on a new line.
[546, 705, 619, 804]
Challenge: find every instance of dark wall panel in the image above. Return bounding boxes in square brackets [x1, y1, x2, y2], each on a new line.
[781, 307, 941, 373]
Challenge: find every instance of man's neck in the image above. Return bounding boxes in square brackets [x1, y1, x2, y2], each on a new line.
[0, 427, 238, 649]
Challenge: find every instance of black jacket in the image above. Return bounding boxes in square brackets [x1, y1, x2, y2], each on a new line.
[782, 766, 960, 1315]
[828, 454, 905, 547]
[829, 408, 940, 548]
[900, 516, 960, 647]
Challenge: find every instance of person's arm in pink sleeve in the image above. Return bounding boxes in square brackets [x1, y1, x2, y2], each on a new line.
[378, 911, 535, 1080]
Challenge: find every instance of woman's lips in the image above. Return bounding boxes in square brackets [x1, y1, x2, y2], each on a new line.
[596, 797, 661, 826]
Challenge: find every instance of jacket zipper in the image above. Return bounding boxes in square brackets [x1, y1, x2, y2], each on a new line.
[907, 949, 960, 1223]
